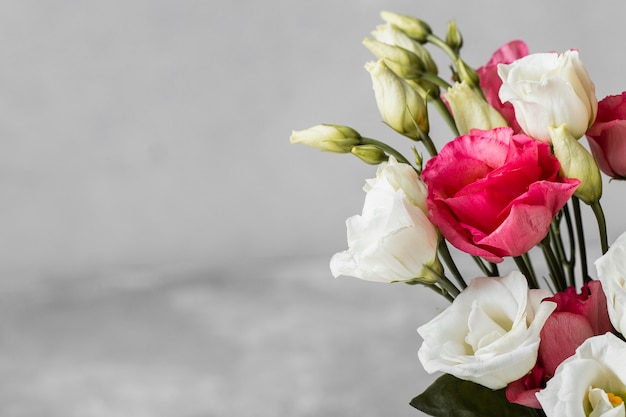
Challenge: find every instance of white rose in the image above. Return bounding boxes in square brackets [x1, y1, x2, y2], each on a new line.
[498, 50, 597, 141]
[364, 155, 428, 214]
[417, 271, 556, 389]
[595, 231, 626, 335]
[537, 333, 626, 417]
[330, 157, 439, 283]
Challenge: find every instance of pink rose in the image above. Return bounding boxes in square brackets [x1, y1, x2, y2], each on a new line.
[586, 92, 626, 179]
[506, 281, 614, 408]
[421, 127, 579, 262]
[476, 40, 529, 132]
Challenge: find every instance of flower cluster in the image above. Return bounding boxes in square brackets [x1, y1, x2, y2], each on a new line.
[291, 10, 626, 417]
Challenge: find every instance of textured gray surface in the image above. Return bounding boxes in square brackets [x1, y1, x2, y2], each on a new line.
[2, 0, 626, 416]
[0, 259, 448, 417]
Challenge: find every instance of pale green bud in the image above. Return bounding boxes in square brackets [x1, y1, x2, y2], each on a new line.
[290, 124, 361, 153]
[454, 58, 480, 88]
[412, 147, 423, 171]
[406, 79, 441, 101]
[380, 10, 432, 43]
[444, 81, 508, 135]
[445, 20, 463, 53]
[371, 23, 438, 74]
[365, 60, 429, 139]
[363, 38, 425, 79]
[351, 144, 388, 165]
[549, 124, 602, 204]
[405, 256, 443, 285]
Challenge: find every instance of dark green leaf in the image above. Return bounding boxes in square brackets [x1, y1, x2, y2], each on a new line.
[410, 374, 538, 417]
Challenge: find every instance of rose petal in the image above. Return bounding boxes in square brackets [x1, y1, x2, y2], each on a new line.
[539, 312, 595, 377]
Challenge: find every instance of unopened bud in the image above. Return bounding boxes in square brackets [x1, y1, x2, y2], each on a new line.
[454, 58, 480, 88]
[365, 60, 429, 139]
[380, 10, 432, 43]
[444, 81, 507, 135]
[445, 20, 463, 53]
[412, 147, 423, 171]
[290, 124, 361, 153]
[371, 23, 438, 75]
[549, 124, 602, 204]
[406, 256, 443, 285]
[351, 144, 388, 165]
[363, 38, 425, 79]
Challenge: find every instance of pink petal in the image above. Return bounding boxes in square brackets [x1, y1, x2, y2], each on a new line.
[538, 312, 594, 376]
[486, 40, 530, 66]
[506, 365, 544, 409]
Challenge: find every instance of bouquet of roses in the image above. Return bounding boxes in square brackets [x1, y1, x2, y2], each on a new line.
[290, 9, 626, 417]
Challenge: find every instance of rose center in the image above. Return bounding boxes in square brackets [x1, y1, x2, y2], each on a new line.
[587, 386, 626, 417]
[608, 392, 624, 407]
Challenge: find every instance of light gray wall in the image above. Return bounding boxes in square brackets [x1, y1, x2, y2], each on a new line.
[0, 0, 624, 278]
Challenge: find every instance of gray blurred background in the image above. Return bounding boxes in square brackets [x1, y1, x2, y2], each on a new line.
[1, 0, 625, 416]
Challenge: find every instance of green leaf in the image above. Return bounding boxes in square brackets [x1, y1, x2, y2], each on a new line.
[410, 374, 538, 417]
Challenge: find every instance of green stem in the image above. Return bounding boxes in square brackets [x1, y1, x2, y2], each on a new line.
[522, 253, 537, 286]
[539, 236, 566, 293]
[489, 262, 499, 277]
[514, 254, 538, 289]
[425, 34, 486, 99]
[591, 200, 609, 254]
[514, 256, 535, 289]
[550, 214, 574, 288]
[438, 237, 467, 289]
[572, 197, 590, 283]
[427, 283, 454, 302]
[472, 256, 498, 277]
[426, 34, 458, 62]
[425, 265, 460, 298]
[562, 204, 577, 287]
[419, 132, 438, 157]
[360, 137, 412, 166]
[431, 96, 459, 137]
[419, 72, 452, 90]
[438, 274, 461, 298]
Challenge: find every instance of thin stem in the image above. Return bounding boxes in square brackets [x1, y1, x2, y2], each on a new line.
[431, 97, 459, 137]
[562, 204, 577, 287]
[419, 72, 453, 90]
[572, 197, 590, 283]
[515, 254, 538, 289]
[514, 256, 538, 289]
[472, 256, 498, 277]
[425, 265, 461, 298]
[550, 214, 574, 288]
[425, 34, 487, 100]
[539, 236, 566, 293]
[424, 283, 454, 303]
[591, 200, 609, 254]
[426, 34, 458, 62]
[522, 253, 537, 286]
[360, 137, 412, 166]
[438, 237, 467, 289]
[437, 274, 461, 298]
[419, 132, 438, 157]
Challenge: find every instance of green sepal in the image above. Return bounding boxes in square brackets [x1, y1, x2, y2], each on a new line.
[410, 374, 538, 417]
